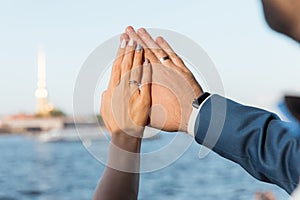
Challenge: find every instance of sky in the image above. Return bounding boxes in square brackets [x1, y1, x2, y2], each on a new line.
[0, 0, 299, 116]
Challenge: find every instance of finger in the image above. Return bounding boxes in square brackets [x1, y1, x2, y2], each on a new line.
[125, 26, 159, 63]
[129, 44, 143, 93]
[125, 26, 146, 46]
[156, 36, 185, 67]
[121, 37, 136, 81]
[140, 58, 152, 98]
[137, 28, 174, 67]
[108, 33, 129, 89]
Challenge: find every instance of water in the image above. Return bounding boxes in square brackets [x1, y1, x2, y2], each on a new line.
[0, 131, 290, 200]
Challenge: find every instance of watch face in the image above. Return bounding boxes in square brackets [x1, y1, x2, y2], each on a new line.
[285, 95, 300, 122]
[192, 99, 200, 109]
[192, 92, 211, 109]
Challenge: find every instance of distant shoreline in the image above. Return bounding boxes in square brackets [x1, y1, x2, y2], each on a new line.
[0, 115, 104, 134]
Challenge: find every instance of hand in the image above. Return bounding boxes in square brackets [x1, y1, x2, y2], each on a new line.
[95, 34, 151, 200]
[100, 33, 152, 141]
[125, 26, 203, 132]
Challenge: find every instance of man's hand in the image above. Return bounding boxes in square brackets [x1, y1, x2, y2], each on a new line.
[125, 26, 203, 132]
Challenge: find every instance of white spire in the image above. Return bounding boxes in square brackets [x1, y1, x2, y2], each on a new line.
[37, 49, 46, 89]
[35, 47, 53, 115]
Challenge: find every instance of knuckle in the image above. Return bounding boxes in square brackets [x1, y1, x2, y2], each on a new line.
[121, 61, 132, 72]
[145, 48, 155, 57]
[133, 60, 142, 69]
[144, 48, 151, 55]
[156, 49, 165, 56]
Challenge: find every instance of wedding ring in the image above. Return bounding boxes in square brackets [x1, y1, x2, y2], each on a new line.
[129, 80, 141, 87]
[160, 56, 170, 63]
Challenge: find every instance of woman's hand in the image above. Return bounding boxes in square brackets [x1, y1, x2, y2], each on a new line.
[100, 33, 152, 141]
[95, 34, 150, 200]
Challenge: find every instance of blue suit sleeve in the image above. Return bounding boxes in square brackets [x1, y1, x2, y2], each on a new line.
[194, 94, 300, 194]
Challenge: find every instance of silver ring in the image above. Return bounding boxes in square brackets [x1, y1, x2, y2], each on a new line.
[129, 80, 141, 87]
[159, 56, 170, 63]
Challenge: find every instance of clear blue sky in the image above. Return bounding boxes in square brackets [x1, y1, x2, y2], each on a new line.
[0, 0, 299, 115]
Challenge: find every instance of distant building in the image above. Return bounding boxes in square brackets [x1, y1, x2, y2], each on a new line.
[1, 113, 63, 133]
[0, 48, 98, 134]
[0, 49, 64, 134]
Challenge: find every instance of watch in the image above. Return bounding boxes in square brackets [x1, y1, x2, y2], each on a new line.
[192, 92, 211, 109]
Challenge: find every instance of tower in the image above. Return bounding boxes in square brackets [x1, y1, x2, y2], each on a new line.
[35, 49, 53, 116]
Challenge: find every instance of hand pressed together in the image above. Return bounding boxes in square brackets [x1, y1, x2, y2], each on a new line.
[125, 26, 203, 132]
[100, 33, 152, 139]
[101, 26, 204, 138]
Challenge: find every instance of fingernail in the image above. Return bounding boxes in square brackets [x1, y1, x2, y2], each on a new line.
[126, 26, 134, 32]
[144, 58, 149, 66]
[120, 39, 126, 48]
[136, 44, 142, 52]
[128, 38, 134, 46]
[156, 36, 163, 44]
[138, 28, 146, 35]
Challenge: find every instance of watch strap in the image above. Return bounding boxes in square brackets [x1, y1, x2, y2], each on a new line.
[192, 92, 211, 109]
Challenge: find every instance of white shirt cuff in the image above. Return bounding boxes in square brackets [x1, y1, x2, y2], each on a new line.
[187, 94, 212, 137]
[291, 183, 300, 200]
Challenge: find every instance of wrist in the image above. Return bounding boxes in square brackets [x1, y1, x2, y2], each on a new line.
[179, 106, 192, 133]
[185, 92, 211, 135]
[180, 91, 205, 133]
[107, 132, 142, 172]
[111, 131, 142, 153]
